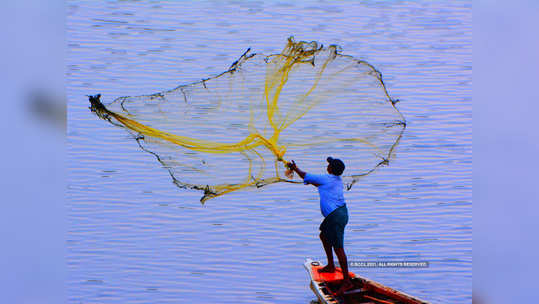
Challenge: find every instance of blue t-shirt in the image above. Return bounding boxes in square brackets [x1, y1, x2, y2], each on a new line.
[303, 173, 346, 217]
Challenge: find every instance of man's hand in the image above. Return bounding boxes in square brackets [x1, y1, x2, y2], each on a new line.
[286, 160, 306, 179]
[286, 160, 297, 171]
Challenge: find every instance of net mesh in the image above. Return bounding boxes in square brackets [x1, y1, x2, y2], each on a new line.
[89, 37, 406, 203]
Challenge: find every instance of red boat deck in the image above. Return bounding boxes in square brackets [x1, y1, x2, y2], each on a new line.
[311, 265, 356, 283]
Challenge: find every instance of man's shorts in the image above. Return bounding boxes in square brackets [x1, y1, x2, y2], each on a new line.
[319, 205, 349, 248]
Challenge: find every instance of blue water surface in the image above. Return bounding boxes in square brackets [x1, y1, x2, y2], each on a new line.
[67, 1, 471, 303]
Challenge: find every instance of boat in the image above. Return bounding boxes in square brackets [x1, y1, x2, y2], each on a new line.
[304, 259, 429, 304]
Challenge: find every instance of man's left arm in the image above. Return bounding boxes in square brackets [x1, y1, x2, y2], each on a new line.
[287, 160, 320, 186]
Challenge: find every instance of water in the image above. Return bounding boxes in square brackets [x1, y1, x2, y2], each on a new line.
[67, 1, 471, 303]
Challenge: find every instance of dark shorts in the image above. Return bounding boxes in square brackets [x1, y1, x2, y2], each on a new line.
[320, 205, 348, 248]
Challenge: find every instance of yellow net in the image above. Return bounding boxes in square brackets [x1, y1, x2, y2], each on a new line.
[89, 37, 406, 203]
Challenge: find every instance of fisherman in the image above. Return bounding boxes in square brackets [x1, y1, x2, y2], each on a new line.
[286, 157, 354, 295]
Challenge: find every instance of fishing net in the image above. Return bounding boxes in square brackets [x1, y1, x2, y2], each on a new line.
[89, 37, 405, 203]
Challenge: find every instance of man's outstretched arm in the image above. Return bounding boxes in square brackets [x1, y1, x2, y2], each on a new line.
[287, 160, 320, 186]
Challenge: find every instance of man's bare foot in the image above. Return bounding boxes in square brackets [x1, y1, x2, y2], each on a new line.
[318, 265, 336, 273]
[335, 278, 354, 296]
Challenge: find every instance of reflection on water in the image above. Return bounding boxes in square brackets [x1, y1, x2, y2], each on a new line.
[68, 1, 471, 303]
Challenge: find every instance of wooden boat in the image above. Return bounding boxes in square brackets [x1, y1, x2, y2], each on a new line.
[304, 259, 429, 304]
